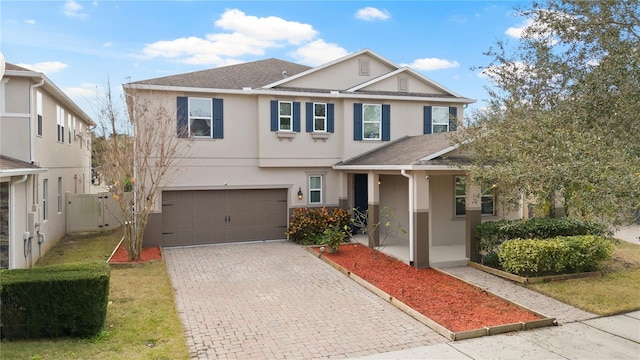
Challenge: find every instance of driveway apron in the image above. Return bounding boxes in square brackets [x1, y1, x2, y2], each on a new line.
[163, 241, 448, 360]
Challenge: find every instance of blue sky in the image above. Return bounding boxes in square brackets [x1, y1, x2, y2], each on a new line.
[1, 0, 531, 120]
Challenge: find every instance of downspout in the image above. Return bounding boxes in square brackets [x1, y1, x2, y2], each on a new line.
[30, 78, 45, 164]
[10, 175, 29, 268]
[401, 169, 414, 266]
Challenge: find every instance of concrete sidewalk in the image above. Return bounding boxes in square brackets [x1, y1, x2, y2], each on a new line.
[357, 311, 640, 359]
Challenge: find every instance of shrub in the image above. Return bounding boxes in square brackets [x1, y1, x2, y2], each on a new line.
[475, 217, 609, 263]
[320, 224, 350, 253]
[498, 235, 614, 277]
[286, 207, 351, 245]
[0, 262, 110, 339]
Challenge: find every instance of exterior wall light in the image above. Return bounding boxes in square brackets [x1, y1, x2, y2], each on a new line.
[297, 187, 303, 200]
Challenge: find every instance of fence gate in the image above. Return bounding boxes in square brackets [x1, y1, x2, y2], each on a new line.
[66, 192, 122, 232]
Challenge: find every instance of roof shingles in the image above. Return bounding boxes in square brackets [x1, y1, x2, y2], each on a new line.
[337, 132, 456, 166]
[131, 58, 311, 90]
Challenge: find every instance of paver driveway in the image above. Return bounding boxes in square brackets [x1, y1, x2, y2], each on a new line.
[164, 241, 448, 359]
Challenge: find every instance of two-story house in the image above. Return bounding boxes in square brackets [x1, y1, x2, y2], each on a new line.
[124, 49, 520, 268]
[0, 62, 95, 269]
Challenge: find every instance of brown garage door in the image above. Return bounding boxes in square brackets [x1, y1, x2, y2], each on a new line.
[161, 189, 288, 247]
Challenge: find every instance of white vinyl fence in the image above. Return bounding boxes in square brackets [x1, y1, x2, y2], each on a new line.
[66, 192, 123, 232]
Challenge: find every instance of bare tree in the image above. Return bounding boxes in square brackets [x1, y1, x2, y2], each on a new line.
[95, 80, 190, 260]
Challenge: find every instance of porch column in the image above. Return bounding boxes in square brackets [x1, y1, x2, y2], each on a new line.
[338, 172, 349, 210]
[367, 171, 380, 247]
[465, 181, 482, 263]
[413, 171, 430, 268]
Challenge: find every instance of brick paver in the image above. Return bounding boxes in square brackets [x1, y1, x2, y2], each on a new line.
[441, 266, 597, 324]
[164, 241, 448, 360]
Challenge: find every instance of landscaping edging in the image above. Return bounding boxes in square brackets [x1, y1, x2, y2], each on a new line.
[468, 262, 602, 284]
[107, 237, 164, 266]
[307, 246, 556, 341]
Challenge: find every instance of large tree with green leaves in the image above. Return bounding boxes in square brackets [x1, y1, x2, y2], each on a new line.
[456, 0, 639, 225]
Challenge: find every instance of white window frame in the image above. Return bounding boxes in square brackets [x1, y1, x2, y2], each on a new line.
[188, 97, 213, 138]
[36, 91, 43, 137]
[362, 104, 381, 140]
[454, 176, 496, 216]
[67, 113, 72, 145]
[308, 175, 323, 205]
[432, 106, 449, 134]
[313, 103, 327, 132]
[57, 177, 62, 213]
[279, 101, 293, 131]
[455, 176, 466, 217]
[56, 106, 65, 143]
[43, 179, 48, 221]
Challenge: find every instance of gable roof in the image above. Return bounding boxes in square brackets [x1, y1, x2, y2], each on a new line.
[334, 132, 467, 169]
[4, 62, 95, 127]
[130, 58, 311, 89]
[263, 49, 397, 89]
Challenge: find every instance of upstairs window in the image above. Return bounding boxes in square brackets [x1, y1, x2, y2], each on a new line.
[189, 98, 212, 137]
[424, 106, 458, 134]
[177, 97, 224, 139]
[354, 103, 390, 141]
[432, 106, 450, 133]
[279, 101, 293, 131]
[362, 104, 381, 140]
[56, 106, 65, 143]
[306, 102, 334, 134]
[270, 100, 300, 132]
[313, 103, 326, 132]
[36, 91, 43, 136]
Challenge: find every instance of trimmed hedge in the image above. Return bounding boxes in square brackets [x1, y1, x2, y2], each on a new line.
[476, 217, 609, 265]
[476, 217, 609, 243]
[0, 261, 110, 339]
[498, 235, 614, 277]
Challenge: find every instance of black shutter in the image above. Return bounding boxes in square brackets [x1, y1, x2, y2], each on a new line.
[449, 106, 458, 132]
[293, 102, 301, 132]
[212, 98, 224, 139]
[381, 104, 390, 141]
[423, 106, 432, 134]
[353, 103, 363, 140]
[177, 97, 188, 138]
[327, 103, 334, 133]
[270, 100, 278, 131]
[306, 102, 313, 132]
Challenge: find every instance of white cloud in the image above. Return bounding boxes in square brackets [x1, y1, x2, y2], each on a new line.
[141, 9, 320, 66]
[355, 7, 390, 21]
[25, 19, 36, 25]
[63, 0, 88, 19]
[404, 58, 460, 71]
[215, 9, 316, 45]
[291, 40, 349, 66]
[103, 42, 113, 48]
[17, 61, 68, 74]
[65, 83, 99, 101]
[505, 18, 534, 38]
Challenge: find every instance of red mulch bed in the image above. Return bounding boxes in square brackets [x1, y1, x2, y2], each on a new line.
[109, 243, 162, 263]
[315, 243, 541, 332]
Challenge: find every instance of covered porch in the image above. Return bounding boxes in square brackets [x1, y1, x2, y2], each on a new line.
[352, 234, 468, 268]
[334, 133, 485, 269]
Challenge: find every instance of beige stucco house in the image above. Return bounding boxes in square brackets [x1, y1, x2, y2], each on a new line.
[124, 49, 520, 268]
[0, 62, 95, 269]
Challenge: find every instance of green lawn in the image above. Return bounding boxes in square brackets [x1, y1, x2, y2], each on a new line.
[0, 229, 189, 360]
[526, 239, 640, 315]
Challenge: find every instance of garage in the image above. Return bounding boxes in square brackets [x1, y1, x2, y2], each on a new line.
[161, 189, 288, 247]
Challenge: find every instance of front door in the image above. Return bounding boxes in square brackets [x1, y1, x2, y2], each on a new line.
[353, 174, 368, 234]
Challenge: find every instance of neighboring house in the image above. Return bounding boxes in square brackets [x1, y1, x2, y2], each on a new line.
[123, 49, 520, 268]
[0, 62, 95, 269]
